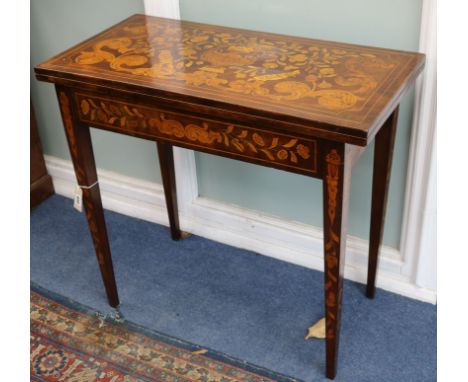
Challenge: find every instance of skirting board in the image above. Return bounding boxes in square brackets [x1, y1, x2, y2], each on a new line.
[45, 155, 436, 304]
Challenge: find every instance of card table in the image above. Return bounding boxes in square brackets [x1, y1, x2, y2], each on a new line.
[35, 14, 425, 379]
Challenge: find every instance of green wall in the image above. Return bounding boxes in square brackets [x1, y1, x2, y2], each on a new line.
[180, 0, 423, 248]
[31, 0, 422, 249]
[30, 0, 161, 183]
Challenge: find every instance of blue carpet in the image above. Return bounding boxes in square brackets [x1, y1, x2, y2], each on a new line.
[30, 195, 436, 381]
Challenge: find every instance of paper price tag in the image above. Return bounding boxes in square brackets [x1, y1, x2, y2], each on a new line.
[74, 185, 83, 212]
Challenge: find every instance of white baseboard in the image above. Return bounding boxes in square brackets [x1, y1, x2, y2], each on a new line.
[45, 155, 436, 304]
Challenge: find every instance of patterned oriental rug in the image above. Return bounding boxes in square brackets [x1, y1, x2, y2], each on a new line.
[30, 286, 297, 382]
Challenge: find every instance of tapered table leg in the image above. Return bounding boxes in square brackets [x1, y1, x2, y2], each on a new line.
[157, 142, 181, 240]
[366, 107, 399, 299]
[56, 87, 119, 307]
[322, 143, 351, 379]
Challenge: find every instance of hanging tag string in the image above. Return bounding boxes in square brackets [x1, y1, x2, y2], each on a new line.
[74, 181, 98, 212]
[78, 180, 99, 190]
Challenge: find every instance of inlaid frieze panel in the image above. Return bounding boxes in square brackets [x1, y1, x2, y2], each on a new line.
[75, 93, 318, 175]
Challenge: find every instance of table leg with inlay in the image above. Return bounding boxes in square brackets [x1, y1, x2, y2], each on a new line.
[321, 142, 352, 379]
[56, 86, 120, 308]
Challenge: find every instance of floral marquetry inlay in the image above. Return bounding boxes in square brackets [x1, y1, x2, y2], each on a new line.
[75, 93, 317, 174]
[70, 25, 390, 110]
[38, 14, 423, 133]
[324, 149, 342, 339]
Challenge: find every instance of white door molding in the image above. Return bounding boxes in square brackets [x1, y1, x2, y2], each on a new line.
[143, 0, 199, 226]
[399, 0, 437, 290]
[144, 0, 180, 19]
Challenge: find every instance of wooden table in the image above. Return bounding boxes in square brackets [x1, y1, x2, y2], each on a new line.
[35, 14, 424, 379]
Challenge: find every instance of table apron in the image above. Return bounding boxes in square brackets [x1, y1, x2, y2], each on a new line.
[73, 91, 321, 178]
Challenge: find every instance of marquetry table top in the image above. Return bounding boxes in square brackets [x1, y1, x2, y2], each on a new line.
[36, 14, 424, 145]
